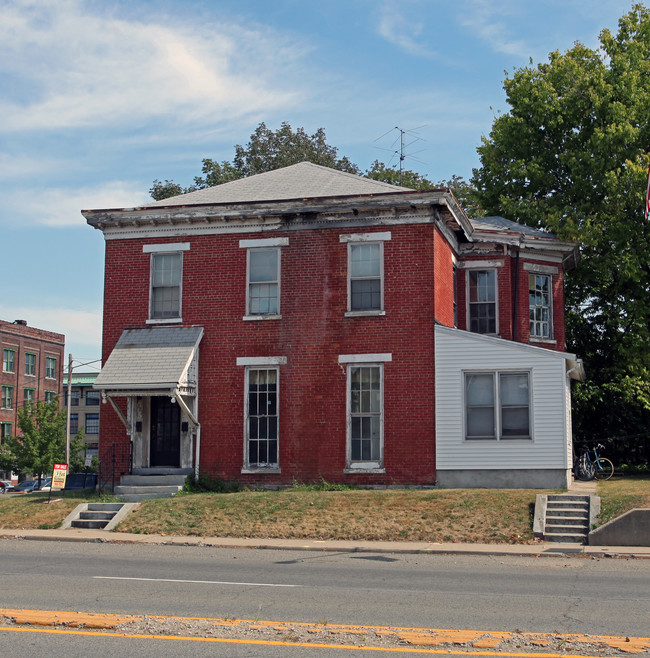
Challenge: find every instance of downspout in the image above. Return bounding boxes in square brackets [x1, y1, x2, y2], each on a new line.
[512, 245, 521, 341]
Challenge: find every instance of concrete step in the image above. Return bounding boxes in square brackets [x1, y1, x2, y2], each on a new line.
[132, 468, 191, 476]
[546, 515, 589, 527]
[545, 508, 589, 518]
[114, 485, 182, 495]
[120, 474, 187, 487]
[547, 495, 589, 502]
[88, 503, 123, 512]
[71, 519, 110, 529]
[544, 531, 589, 543]
[117, 492, 178, 502]
[79, 511, 116, 521]
[547, 500, 589, 509]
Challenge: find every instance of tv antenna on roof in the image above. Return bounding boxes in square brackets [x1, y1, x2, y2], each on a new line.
[373, 125, 427, 184]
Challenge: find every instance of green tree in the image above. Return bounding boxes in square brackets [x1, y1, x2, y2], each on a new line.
[150, 122, 360, 201]
[472, 4, 650, 462]
[366, 161, 481, 215]
[4, 400, 66, 484]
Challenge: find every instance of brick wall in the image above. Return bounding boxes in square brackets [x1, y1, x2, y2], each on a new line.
[100, 224, 439, 485]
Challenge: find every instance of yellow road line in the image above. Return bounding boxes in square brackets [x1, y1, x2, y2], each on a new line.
[1, 609, 648, 655]
[0, 625, 634, 657]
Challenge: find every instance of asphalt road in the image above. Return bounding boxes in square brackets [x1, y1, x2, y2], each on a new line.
[0, 539, 648, 638]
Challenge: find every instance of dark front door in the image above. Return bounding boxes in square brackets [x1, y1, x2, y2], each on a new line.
[150, 396, 180, 467]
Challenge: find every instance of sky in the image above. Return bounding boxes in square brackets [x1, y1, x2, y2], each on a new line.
[0, 0, 637, 370]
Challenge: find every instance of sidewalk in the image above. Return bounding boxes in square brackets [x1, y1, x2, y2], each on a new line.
[1, 526, 648, 558]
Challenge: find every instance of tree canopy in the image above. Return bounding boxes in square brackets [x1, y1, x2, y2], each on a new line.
[150, 122, 476, 208]
[472, 4, 650, 462]
[0, 399, 66, 483]
[150, 122, 360, 200]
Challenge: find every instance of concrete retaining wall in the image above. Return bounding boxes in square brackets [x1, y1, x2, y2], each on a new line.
[588, 509, 650, 547]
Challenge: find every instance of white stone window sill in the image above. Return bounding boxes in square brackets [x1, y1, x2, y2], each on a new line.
[241, 467, 281, 474]
[146, 317, 183, 325]
[344, 466, 385, 474]
[242, 314, 282, 321]
[530, 337, 556, 345]
[344, 310, 385, 318]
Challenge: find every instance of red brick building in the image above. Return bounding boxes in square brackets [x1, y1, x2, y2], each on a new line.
[1, 319, 65, 465]
[85, 162, 584, 489]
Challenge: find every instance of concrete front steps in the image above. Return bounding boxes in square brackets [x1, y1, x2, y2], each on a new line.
[534, 494, 600, 544]
[114, 469, 189, 502]
[61, 502, 137, 531]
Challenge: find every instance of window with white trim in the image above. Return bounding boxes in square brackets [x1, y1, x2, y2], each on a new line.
[45, 356, 57, 379]
[349, 242, 382, 311]
[468, 269, 497, 334]
[247, 248, 280, 315]
[348, 364, 383, 466]
[529, 274, 552, 338]
[245, 368, 279, 468]
[150, 252, 182, 319]
[465, 371, 530, 440]
[2, 349, 15, 373]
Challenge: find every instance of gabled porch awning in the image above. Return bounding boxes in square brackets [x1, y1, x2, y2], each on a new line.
[94, 326, 204, 398]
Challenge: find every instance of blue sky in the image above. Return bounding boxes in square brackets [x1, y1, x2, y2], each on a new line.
[0, 0, 635, 368]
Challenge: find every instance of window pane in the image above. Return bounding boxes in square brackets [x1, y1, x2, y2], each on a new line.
[350, 243, 380, 277]
[247, 368, 278, 467]
[152, 253, 181, 286]
[466, 374, 494, 405]
[500, 373, 529, 405]
[250, 283, 278, 314]
[469, 270, 495, 302]
[467, 407, 495, 438]
[502, 407, 529, 437]
[249, 249, 278, 283]
[351, 279, 381, 311]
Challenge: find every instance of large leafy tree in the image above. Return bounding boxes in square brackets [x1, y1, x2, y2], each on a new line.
[472, 5, 650, 462]
[150, 122, 360, 200]
[2, 400, 66, 484]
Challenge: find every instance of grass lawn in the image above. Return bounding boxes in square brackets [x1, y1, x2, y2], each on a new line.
[1, 477, 647, 543]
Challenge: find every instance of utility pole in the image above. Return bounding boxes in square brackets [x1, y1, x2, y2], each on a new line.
[65, 354, 73, 464]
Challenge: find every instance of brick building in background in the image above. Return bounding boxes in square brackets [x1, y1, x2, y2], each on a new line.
[62, 372, 100, 462]
[84, 162, 584, 489]
[1, 319, 65, 480]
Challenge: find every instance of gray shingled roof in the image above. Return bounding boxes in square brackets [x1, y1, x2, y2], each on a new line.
[471, 215, 555, 238]
[94, 326, 203, 391]
[145, 161, 411, 207]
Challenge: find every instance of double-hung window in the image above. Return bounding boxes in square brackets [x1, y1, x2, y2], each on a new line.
[45, 356, 57, 379]
[69, 413, 79, 435]
[468, 270, 497, 334]
[0, 422, 11, 441]
[2, 349, 15, 373]
[465, 371, 531, 440]
[1, 386, 13, 410]
[86, 390, 101, 406]
[44, 391, 56, 402]
[25, 352, 36, 376]
[240, 238, 287, 319]
[144, 243, 189, 322]
[529, 274, 551, 338]
[245, 368, 279, 468]
[237, 355, 286, 471]
[248, 249, 280, 315]
[23, 388, 35, 405]
[340, 353, 391, 471]
[341, 232, 390, 315]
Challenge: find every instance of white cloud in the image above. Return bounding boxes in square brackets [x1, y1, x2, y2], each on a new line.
[2, 181, 149, 227]
[0, 305, 102, 362]
[458, 0, 530, 58]
[0, 0, 307, 132]
[376, 1, 440, 59]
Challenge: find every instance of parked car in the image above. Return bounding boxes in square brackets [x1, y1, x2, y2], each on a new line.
[64, 473, 98, 490]
[0, 480, 11, 493]
[9, 479, 50, 493]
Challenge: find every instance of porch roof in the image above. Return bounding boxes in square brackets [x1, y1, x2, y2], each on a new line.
[94, 326, 204, 395]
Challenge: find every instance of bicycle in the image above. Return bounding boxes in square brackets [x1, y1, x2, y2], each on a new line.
[573, 443, 615, 481]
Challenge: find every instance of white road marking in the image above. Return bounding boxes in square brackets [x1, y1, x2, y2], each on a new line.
[93, 576, 301, 588]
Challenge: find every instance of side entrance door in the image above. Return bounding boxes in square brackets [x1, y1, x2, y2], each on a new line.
[150, 396, 181, 468]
